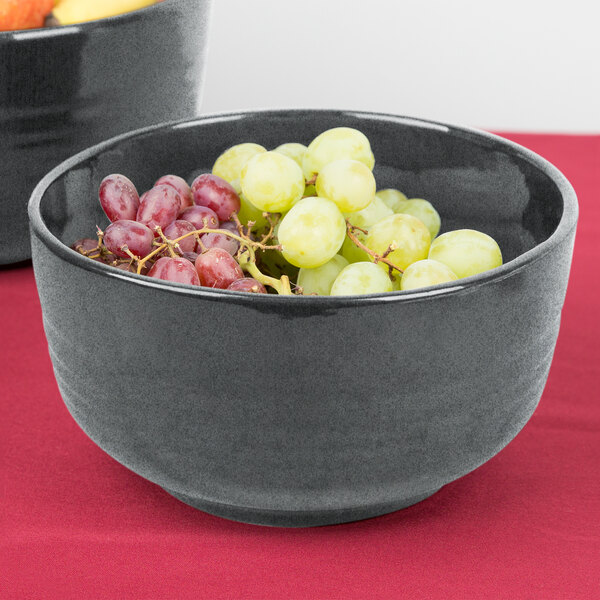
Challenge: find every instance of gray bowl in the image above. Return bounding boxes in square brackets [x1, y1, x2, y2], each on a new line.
[0, 0, 211, 265]
[28, 110, 578, 527]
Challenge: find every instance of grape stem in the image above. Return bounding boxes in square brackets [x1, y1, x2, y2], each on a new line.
[259, 212, 280, 245]
[237, 250, 292, 295]
[345, 221, 404, 277]
[125, 221, 293, 295]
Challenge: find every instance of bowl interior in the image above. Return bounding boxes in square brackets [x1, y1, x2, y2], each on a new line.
[38, 111, 565, 267]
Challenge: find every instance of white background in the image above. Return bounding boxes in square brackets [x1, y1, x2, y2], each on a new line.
[201, 0, 600, 132]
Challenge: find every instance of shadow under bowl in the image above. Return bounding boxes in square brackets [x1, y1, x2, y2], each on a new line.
[0, 0, 211, 264]
[28, 109, 578, 526]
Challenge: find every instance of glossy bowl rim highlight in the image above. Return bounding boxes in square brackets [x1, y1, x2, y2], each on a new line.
[28, 109, 579, 304]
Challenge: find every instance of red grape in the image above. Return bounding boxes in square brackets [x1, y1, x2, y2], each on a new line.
[200, 231, 240, 256]
[114, 262, 136, 272]
[219, 220, 241, 233]
[227, 278, 267, 293]
[163, 220, 197, 253]
[90, 253, 113, 264]
[104, 220, 154, 258]
[195, 248, 244, 289]
[99, 174, 140, 222]
[191, 174, 241, 221]
[71, 238, 98, 253]
[183, 251, 199, 263]
[155, 175, 193, 211]
[136, 184, 181, 232]
[179, 205, 219, 231]
[148, 257, 200, 285]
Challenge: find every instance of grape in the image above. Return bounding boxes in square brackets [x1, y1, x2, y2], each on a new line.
[376, 189, 408, 213]
[345, 195, 393, 230]
[99, 174, 139, 222]
[148, 257, 201, 286]
[365, 214, 431, 272]
[273, 143, 307, 167]
[400, 259, 458, 290]
[163, 220, 197, 253]
[240, 151, 304, 212]
[316, 159, 376, 213]
[330, 262, 393, 296]
[90, 253, 114, 265]
[428, 229, 503, 278]
[136, 184, 181, 232]
[298, 254, 349, 295]
[227, 278, 267, 294]
[103, 220, 154, 258]
[179, 205, 219, 231]
[218, 220, 240, 233]
[191, 174, 241, 221]
[114, 262, 137, 272]
[277, 197, 346, 268]
[195, 248, 244, 289]
[200, 231, 240, 256]
[397, 199, 441, 240]
[341, 234, 370, 264]
[212, 143, 267, 183]
[238, 193, 269, 230]
[303, 127, 375, 180]
[71, 238, 98, 253]
[183, 251, 199, 263]
[155, 175, 193, 210]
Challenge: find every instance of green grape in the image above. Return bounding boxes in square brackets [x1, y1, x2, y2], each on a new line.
[428, 229, 503, 278]
[330, 262, 393, 296]
[397, 199, 441, 240]
[298, 254, 349, 295]
[278, 197, 346, 268]
[303, 127, 375, 180]
[230, 178, 242, 195]
[341, 234, 370, 264]
[391, 274, 403, 291]
[345, 195, 393, 230]
[315, 159, 376, 213]
[241, 151, 305, 212]
[274, 143, 307, 168]
[400, 259, 458, 290]
[213, 143, 267, 183]
[238, 193, 268, 230]
[376, 188, 408, 213]
[365, 214, 431, 272]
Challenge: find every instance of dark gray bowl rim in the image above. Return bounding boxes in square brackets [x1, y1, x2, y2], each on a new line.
[0, 0, 177, 40]
[28, 109, 579, 306]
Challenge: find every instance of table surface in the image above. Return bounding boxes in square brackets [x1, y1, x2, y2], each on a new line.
[1, 134, 599, 600]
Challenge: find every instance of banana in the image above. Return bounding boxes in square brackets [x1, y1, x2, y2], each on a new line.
[53, 0, 159, 25]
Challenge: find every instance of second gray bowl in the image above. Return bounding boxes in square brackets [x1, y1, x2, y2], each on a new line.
[0, 0, 211, 264]
[29, 110, 577, 527]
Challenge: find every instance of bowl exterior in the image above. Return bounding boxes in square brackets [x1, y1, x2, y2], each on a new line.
[30, 223, 575, 526]
[0, 0, 210, 264]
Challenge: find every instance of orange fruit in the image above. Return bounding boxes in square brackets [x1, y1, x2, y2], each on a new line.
[0, 0, 55, 31]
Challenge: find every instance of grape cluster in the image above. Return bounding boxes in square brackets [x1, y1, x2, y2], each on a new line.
[72, 126, 503, 295]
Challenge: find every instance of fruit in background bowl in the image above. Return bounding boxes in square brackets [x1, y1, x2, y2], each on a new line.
[0, 0, 53, 30]
[51, 0, 163, 26]
[0, 0, 163, 30]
